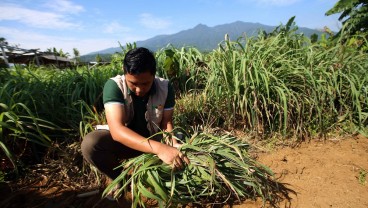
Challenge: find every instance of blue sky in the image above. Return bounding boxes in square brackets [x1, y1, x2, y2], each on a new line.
[0, 0, 340, 55]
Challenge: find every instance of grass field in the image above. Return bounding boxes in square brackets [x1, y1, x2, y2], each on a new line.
[0, 21, 367, 207]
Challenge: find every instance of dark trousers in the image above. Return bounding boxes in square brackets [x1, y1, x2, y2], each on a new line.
[81, 130, 142, 180]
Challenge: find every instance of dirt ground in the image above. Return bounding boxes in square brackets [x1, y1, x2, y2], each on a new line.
[239, 134, 368, 208]
[1, 134, 367, 208]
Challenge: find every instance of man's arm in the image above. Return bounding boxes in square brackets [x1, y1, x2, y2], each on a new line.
[161, 109, 174, 131]
[105, 103, 184, 165]
[161, 109, 180, 147]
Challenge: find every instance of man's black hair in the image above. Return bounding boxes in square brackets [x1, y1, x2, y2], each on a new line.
[123, 47, 156, 75]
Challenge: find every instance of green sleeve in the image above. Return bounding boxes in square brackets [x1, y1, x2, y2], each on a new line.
[103, 79, 125, 104]
[164, 82, 175, 109]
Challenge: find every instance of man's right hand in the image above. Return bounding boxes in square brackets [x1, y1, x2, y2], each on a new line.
[156, 145, 190, 170]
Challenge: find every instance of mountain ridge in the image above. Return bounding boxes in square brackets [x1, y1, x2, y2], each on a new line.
[84, 21, 324, 56]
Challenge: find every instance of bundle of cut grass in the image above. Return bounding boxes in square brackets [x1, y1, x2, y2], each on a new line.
[104, 132, 279, 207]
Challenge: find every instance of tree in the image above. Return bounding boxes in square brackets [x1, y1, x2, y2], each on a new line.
[95, 54, 102, 63]
[72, 48, 80, 64]
[0, 37, 7, 44]
[0, 37, 9, 66]
[326, 0, 368, 37]
[310, 33, 319, 43]
[47, 47, 70, 58]
[58, 49, 70, 58]
[52, 47, 59, 56]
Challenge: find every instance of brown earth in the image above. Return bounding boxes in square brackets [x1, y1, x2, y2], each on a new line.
[1, 135, 367, 208]
[239, 134, 368, 208]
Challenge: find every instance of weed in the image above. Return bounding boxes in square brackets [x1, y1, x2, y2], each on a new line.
[358, 169, 367, 185]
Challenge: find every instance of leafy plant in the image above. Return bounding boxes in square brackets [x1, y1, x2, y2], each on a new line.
[326, 0, 368, 38]
[105, 131, 281, 207]
[0, 102, 60, 172]
[156, 45, 208, 94]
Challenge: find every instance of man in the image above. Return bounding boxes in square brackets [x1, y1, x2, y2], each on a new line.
[81, 47, 189, 198]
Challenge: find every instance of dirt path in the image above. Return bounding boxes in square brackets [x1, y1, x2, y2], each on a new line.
[1, 135, 367, 208]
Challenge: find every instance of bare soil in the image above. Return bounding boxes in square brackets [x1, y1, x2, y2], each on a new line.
[1, 135, 367, 208]
[238, 134, 368, 208]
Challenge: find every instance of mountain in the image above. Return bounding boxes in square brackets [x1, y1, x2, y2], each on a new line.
[84, 21, 324, 56]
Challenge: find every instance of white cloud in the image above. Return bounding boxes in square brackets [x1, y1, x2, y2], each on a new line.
[0, 4, 80, 29]
[0, 26, 117, 55]
[43, 0, 85, 14]
[103, 21, 131, 34]
[139, 13, 172, 30]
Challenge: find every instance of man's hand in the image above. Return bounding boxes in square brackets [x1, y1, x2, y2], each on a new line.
[156, 145, 190, 170]
[170, 135, 184, 149]
[172, 142, 182, 149]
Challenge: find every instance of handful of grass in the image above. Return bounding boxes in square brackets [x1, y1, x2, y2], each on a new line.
[105, 132, 276, 207]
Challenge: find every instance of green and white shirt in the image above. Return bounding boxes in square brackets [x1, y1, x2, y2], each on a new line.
[103, 75, 175, 137]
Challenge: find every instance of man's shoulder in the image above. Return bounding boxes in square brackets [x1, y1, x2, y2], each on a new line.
[104, 78, 119, 89]
[109, 74, 125, 83]
[154, 76, 170, 89]
[154, 76, 169, 83]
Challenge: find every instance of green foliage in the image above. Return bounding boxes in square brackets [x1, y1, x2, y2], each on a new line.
[0, 102, 59, 172]
[196, 20, 368, 139]
[0, 65, 120, 172]
[174, 92, 215, 130]
[46, 47, 70, 58]
[156, 45, 208, 94]
[95, 54, 102, 63]
[78, 100, 106, 138]
[73, 48, 81, 64]
[1, 24, 367, 143]
[1, 20, 367, 204]
[326, 0, 368, 38]
[106, 131, 281, 207]
[0, 66, 119, 129]
[358, 169, 367, 185]
[310, 33, 319, 43]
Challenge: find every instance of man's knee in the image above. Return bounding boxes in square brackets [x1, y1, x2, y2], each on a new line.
[81, 132, 94, 162]
[81, 130, 109, 162]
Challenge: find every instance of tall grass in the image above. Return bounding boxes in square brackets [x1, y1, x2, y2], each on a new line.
[0, 102, 59, 173]
[199, 26, 368, 139]
[0, 65, 120, 171]
[2, 22, 366, 144]
[0, 66, 119, 129]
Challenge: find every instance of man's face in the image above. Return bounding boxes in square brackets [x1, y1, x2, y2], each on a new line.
[125, 71, 154, 97]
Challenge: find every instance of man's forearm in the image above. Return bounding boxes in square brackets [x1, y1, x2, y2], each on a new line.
[110, 125, 165, 155]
